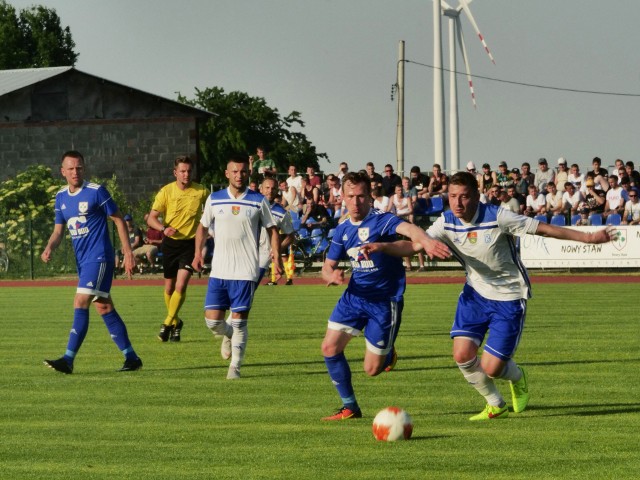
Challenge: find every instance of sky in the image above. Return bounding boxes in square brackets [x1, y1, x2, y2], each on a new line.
[8, 0, 640, 175]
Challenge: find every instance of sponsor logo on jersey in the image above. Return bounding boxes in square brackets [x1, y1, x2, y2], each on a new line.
[232, 206, 240, 215]
[484, 233, 492, 244]
[358, 228, 369, 242]
[79, 202, 88, 214]
[67, 216, 89, 237]
[467, 231, 477, 244]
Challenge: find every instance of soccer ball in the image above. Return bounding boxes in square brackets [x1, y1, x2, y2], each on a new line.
[372, 407, 413, 441]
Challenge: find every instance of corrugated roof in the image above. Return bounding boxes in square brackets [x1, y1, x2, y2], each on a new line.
[0, 66, 73, 96]
[0, 66, 214, 116]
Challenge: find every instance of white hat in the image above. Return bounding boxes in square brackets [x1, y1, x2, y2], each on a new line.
[557, 157, 567, 165]
[466, 161, 476, 170]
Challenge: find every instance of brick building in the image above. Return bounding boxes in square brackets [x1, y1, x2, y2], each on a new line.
[0, 67, 213, 204]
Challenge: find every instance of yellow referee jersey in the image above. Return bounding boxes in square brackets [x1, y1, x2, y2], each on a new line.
[151, 182, 209, 240]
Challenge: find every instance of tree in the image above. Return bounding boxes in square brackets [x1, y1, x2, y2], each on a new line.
[178, 87, 327, 185]
[0, 0, 78, 69]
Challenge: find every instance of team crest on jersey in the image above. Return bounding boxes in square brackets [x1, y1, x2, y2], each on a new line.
[467, 231, 477, 244]
[232, 206, 240, 215]
[358, 228, 369, 242]
[78, 202, 88, 214]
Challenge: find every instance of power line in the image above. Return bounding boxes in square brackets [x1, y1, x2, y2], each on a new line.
[404, 59, 640, 97]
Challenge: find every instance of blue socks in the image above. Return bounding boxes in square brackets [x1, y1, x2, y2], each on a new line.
[102, 310, 137, 360]
[324, 352, 358, 409]
[63, 308, 90, 365]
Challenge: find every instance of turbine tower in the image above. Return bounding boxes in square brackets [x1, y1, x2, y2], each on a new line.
[434, 0, 495, 172]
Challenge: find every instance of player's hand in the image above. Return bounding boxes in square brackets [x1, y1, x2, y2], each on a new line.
[420, 237, 450, 260]
[41, 248, 51, 263]
[360, 243, 384, 260]
[326, 268, 344, 286]
[163, 226, 176, 237]
[123, 252, 135, 279]
[593, 227, 616, 244]
[272, 257, 284, 278]
[191, 255, 203, 272]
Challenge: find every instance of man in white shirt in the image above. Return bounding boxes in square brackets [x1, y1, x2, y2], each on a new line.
[362, 171, 612, 421]
[286, 165, 303, 193]
[192, 156, 283, 380]
[604, 175, 627, 218]
[622, 190, 640, 224]
[561, 182, 584, 216]
[524, 185, 546, 217]
[545, 182, 564, 217]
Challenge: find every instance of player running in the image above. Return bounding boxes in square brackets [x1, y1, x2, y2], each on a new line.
[362, 171, 613, 420]
[320, 171, 450, 420]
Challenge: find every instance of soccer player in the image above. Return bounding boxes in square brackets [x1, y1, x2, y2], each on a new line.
[362, 171, 613, 420]
[192, 155, 283, 380]
[320, 171, 450, 421]
[147, 156, 209, 342]
[258, 177, 295, 285]
[41, 150, 142, 374]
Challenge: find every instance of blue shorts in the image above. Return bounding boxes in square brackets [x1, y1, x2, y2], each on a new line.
[451, 283, 526, 361]
[77, 261, 114, 299]
[204, 277, 256, 313]
[328, 290, 403, 356]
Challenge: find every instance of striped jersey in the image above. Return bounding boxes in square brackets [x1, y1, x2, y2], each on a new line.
[200, 187, 276, 281]
[427, 203, 539, 301]
[54, 181, 118, 264]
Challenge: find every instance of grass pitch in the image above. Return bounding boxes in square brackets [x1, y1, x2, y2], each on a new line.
[1, 281, 639, 479]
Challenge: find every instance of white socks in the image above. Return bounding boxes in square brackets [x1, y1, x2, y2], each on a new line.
[457, 356, 504, 407]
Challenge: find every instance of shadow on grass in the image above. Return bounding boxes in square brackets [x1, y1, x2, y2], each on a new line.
[524, 357, 640, 367]
[526, 402, 640, 417]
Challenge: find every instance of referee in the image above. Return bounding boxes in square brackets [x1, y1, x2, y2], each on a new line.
[147, 156, 209, 342]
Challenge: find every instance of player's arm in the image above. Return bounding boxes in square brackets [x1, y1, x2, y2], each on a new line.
[361, 240, 418, 259]
[535, 222, 613, 244]
[111, 212, 135, 278]
[148, 209, 175, 237]
[267, 226, 283, 276]
[322, 257, 345, 286]
[41, 223, 65, 263]
[395, 221, 450, 259]
[280, 232, 294, 251]
[191, 223, 208, 272]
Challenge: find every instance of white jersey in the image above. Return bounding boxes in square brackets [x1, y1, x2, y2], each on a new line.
[258, 202, 294, 269]
[200, 187, 276, 281]
[427, 203, 539, 301]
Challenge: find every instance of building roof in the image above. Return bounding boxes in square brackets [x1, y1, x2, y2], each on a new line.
[0, 66, 73, 96]
[0, 66, 213, 116]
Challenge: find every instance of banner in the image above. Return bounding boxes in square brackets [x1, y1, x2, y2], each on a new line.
[520, 226, 639, 268]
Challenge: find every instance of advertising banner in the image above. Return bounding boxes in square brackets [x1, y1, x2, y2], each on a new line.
[520, 226, 639, 268]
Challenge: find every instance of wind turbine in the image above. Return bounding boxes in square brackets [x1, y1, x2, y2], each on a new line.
[433, 0, 495, 173]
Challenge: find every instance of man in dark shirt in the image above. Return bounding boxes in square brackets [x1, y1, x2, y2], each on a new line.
[381, 164, 402, 197]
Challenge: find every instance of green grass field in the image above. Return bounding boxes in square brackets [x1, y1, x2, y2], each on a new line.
[1, 281, 639, 479]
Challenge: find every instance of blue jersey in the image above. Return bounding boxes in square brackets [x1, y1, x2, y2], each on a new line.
[326, 209, 406, 300]
[54, 181, 119, 264]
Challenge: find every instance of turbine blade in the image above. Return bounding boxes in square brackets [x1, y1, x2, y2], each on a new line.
[459, 0, 495, 64]
[456, 16, 477, 108]
[441, 0, 455, 11]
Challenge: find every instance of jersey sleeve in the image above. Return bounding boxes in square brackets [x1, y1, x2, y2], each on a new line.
[199, 196, 215, 229]
[325, 225, 345, 261]
[54, 192, 65, 225]
[97, 186, 119, 216]
[497, 208, 539, 237]
[259, 197, 277, 229]
[279, 211, 294, 235]
[151, 186, 167, 213]
[426, 215, 446, 241]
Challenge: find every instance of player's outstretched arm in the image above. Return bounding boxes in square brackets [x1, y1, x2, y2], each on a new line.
[536, 222, 614, 244]
[361, 240, 418, 259]
[396, 222, 450, 259]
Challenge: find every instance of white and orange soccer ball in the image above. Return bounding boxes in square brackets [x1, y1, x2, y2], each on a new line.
[372, 407, 413, 441]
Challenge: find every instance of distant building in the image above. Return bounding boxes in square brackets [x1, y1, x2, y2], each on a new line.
[0, 67, 214, 203]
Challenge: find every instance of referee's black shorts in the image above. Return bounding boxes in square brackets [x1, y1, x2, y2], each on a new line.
[161, 237, 196, 279]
